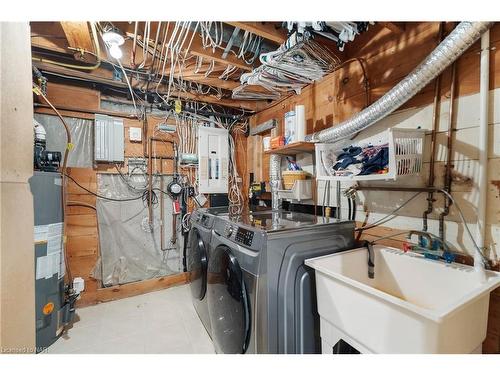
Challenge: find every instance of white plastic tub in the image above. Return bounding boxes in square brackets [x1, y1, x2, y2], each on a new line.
[305, 246, 500, 353]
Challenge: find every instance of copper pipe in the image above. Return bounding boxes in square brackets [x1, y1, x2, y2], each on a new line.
[356, 186, 438, 193]
[423, 22, 446, 232]
[35, 84, 73, 286]
[439, 60, 457, 241]
[150, 21, 162, 74]
[148, 136, 154, 224]
[159, 157, 165, 250]
[148, 136, 177, 224]
[131, 21, 139, 68]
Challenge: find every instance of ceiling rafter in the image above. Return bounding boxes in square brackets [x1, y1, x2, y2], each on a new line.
[225, 22, 287, 44]
[117, 22, 253, 72]
[31, 23, 243, 92]
[32, 60, 259, 112]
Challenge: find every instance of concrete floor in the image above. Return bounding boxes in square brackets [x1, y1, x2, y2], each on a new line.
[45, 284, 215, 354]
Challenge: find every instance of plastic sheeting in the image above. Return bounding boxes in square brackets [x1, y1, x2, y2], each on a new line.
[34, 113, 93, 168]
[96, 173, 182, 286]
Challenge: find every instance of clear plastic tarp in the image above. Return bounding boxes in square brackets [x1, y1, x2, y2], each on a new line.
[34, 113, 93, 168]
[96, 173, 182, 286]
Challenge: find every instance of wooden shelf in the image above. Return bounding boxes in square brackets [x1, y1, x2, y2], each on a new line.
[265, 142, 315, 155]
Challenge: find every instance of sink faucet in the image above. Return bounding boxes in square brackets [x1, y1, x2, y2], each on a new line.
[407, 230, 433, 249]
[406, 230, 459, 263]
[362, 241, 375, 279]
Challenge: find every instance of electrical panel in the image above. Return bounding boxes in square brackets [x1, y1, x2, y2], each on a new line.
[94, 114, 124, 162]
[198, 126, 228, 194]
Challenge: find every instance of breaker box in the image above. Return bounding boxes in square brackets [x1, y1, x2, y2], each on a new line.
[94, 114, 124, 162]
[198, 126, 229, 194]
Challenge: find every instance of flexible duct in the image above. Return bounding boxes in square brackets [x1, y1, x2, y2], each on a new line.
[305, 22, 493, 143]
[269, 22, 493, 211]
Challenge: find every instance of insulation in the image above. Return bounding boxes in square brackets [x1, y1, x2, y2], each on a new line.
[34, 113, 93, 168]
[96, 173, 181, 286]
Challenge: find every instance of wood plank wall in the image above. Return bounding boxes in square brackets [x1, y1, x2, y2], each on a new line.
[248, 23, 500, 181]
[34, 82, 188, 307]
[246, 22, 500, 353]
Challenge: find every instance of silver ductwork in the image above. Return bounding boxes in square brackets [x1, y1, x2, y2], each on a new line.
[306, 22, 493, 143]
[269, 21, 493, 210]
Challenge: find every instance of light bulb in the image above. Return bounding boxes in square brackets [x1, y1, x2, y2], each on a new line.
[109, 44, 123, 59]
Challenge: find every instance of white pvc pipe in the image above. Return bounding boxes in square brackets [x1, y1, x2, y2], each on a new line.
[476, 30, 490, 283]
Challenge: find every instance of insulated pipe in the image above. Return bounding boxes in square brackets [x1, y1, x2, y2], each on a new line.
[476, 30, 490, 282]
[269, 22, 493, 212]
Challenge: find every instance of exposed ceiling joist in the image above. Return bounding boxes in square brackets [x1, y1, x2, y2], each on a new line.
[60, 21, 97, 61]
[32, 60, 259, 111]
[381, 22, 406, 34]
[226, 22, 287, 44]
[118, 22, 253, 72]
[31, 33, 241, 92]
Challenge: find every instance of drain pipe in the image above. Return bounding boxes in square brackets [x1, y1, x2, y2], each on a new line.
[476, 30, 490, 282]
[269, 22, 493, 214]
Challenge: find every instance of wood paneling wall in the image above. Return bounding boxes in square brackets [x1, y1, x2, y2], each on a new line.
[34, 82, 186, 307]
[246, 22, 500, 353]
[248, 22, 500, 182]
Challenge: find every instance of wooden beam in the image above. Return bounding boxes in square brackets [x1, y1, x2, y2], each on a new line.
[119, 22, 253, 72]
[32, 60, 260, 111]
[32, 23, 245, 91]
[381, 22, 406, 35]
[226, 22, 287, 44]
[95, 272, 190, 304]
[60, 21, 97, 61]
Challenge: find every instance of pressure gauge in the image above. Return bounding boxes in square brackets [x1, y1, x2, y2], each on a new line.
[167, 180, 182, 196]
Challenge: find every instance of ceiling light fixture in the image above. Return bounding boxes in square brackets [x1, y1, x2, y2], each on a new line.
[102, 27, 125, 60]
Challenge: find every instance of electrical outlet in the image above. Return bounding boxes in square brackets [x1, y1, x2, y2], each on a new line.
[129, 127, 142, 142]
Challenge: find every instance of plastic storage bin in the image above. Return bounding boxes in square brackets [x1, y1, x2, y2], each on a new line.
[315, 127, 426, 181]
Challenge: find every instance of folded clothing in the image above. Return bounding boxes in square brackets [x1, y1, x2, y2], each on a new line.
[331, 143, 389, 177]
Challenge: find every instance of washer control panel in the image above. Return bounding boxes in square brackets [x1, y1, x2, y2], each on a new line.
[235, 227, 254, 247]
[216, 219, 264, 252]
[223, 224, 254, 246]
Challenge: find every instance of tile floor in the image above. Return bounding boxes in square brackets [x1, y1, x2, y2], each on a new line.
[45, 284, 215, 354]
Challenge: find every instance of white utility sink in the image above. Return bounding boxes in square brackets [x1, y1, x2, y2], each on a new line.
[305, 246, 500, 354]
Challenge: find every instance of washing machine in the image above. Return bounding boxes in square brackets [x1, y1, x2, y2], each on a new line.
[206, 210, 355, 354]
[186, 207, 229, 337]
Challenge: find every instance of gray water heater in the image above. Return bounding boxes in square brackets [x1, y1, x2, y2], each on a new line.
[30, 171, 74, 352]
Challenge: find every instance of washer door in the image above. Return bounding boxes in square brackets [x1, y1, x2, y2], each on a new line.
[207, 245, 250, 354]
[187, 227, 208, 301]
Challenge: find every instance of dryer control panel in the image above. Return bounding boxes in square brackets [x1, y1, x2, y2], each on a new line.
[223, 223, 257, 248]
[235, 227, 254, 247]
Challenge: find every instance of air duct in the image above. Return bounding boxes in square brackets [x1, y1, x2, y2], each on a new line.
[269, 21, 493, 210]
